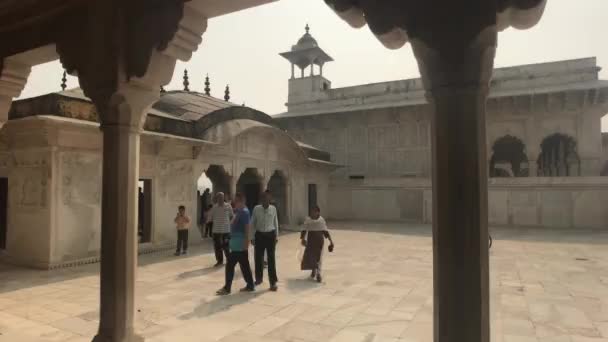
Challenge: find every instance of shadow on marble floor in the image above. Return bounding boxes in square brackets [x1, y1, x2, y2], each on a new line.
[177, 265, 223, 280]
[0, 241, 218, 294]
[178, 291, 261, 320]
[284, 277, 322, 293]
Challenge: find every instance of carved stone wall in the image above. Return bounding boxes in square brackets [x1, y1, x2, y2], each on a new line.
[55, 151, 102, 263]
[278, 107, 432, 179]
[328, 177, 608, 229]
[0, 116, 333, 267]
[6, 148, 53, 267]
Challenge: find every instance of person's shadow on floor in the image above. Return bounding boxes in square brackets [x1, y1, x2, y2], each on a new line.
[285, 277, 322, 292]
[177, 266, 222, 280]
[178, 290, 262, 320]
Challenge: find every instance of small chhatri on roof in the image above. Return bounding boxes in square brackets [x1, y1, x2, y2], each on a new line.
[279, 23, 333, 78]
[60, 71, 67, 91]
[183, 69, 190, 92]
[204, 74, 211, 96]
[160, 86, 166, 93]
[224, 85, 230, 102]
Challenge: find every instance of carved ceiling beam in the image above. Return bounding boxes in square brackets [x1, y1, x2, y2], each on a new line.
[324, 0, 546, 51]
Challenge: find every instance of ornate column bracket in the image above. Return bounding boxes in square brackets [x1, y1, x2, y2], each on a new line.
[0, 44, 57, 127]
[0, 58, 30, 126]
[160, 3, 208, 62]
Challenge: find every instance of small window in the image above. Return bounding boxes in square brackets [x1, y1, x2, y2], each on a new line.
[322, 83, 329, 90]
[349, 175, 365, 180]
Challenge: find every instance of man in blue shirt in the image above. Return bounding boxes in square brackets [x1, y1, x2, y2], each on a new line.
[216, 192, 255, 295]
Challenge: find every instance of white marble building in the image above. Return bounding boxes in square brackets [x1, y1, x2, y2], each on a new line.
[0, 88, 335, 269]
[275, 28, 608, 228]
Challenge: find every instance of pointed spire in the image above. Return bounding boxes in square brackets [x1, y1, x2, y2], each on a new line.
[224, 85, 230, 102]
[60, 71, 67, 91]
[183, 69, 190, 91]
[305, 23, 310, 34]
[160, 85, 166, 93]
[204, 74, 211, 96]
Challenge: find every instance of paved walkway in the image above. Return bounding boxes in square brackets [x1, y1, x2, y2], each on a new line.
[1, 222, 608, 342]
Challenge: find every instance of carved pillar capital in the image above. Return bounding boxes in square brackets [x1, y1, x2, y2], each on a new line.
[0, 58, 31, 127]
[411, 27, 497, 96]
[56, 0, 207, 117]
[0, 45, 57, 127]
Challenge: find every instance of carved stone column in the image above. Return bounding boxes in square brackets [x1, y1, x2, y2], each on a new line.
[94, 83, 155, 342]
[52, 2, 207, 341]
[527, 154, 538, 177]
[230, 176, 238, 199]
[412, 28, 496, 342]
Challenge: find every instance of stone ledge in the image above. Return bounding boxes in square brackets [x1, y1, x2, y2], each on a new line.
[0, 240, 208, 270]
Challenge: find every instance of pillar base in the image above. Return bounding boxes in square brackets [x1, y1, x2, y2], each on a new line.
[92, 333, 144, 342]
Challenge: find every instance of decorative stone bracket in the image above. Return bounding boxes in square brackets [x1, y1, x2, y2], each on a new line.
[0, 59, 30, 126]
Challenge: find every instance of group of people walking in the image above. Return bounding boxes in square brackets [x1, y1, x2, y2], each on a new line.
[173, 189, 335, 296]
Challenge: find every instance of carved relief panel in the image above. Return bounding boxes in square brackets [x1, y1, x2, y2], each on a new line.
[11, 151, 51, 208]
[158, 159, 193, 203]
[61, 152, 102, 206]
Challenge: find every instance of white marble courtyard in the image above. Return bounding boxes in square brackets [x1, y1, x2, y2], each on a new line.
[0, 222, 608, 342]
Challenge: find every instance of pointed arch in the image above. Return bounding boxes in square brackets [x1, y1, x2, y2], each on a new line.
[537, 133, 580, 177]
[489, 135, 528, 177]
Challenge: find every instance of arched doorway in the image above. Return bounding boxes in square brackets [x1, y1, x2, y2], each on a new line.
[237, 168, 263, 212]
[537, 133, 580, 176]
[205, 165, 231, 197]
[267, 170, 288, 225]
[489, 135, 528, 177]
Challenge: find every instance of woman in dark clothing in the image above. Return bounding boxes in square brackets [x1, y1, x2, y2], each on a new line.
[300, 206, 334, 283]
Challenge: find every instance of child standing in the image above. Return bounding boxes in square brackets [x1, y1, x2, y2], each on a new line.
[204, 204, 214, 237]
[300, 205, 334, 283]
[174, 205, 191, 256]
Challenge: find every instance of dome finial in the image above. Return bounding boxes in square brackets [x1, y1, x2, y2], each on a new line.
[204, 74, 211, 96]
[305, 23, 310, 34]
[224, 85, 230, 102]
[183, 69, 190, 92]
[60, 70, 67, 91]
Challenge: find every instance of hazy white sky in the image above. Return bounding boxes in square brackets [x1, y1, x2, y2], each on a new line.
[19, 0, 608, 131]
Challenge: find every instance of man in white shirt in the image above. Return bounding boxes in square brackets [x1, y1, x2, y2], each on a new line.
[251, 190, 279, 291]
[209, 192, 233, 266]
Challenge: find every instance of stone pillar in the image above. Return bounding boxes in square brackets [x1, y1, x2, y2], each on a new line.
[51, 3, 208, 340]
[230, 176, 238, 199]
[412, 28, 495, 342]
[94, 90, 150, 342]
[527, 154, 538, 177]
